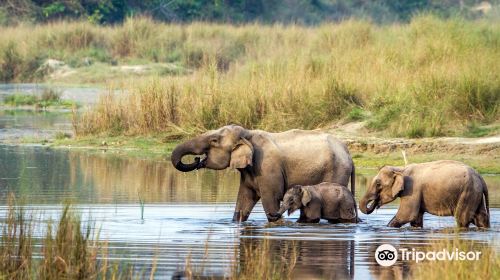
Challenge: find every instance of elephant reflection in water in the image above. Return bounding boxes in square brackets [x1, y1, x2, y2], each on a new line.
[238, 228, 356, 279]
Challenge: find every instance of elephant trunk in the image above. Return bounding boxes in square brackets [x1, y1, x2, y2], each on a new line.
[277, 205, 288, 216]
[359, 194, 378, 214]
[171, 138, 208, 172]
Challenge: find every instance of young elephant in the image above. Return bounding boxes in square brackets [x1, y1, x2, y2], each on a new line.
[274, 182, 358, 223]
[359, 160, 490, 228]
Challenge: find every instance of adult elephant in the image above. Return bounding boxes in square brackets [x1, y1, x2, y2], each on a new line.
[171, 125, 356, 222]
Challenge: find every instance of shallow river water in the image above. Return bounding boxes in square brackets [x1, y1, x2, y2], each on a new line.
[0, 84, 499, 279]
[0, 145, 498, 279]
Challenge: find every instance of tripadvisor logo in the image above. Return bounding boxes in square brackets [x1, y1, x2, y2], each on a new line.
[375, 244, 398, 266]
[374, 244, 482, 266]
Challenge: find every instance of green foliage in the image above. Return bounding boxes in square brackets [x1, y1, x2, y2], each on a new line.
[464, 122, 498, 137]
[347, 107, 366, 121]
[42, 2, 66, 18]
[0, 0, 496, 25]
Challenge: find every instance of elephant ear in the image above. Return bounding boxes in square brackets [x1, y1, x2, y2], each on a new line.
[391, 171, 404, 198]
[230, 138, 253, 169]
[301, 188, 312, 206]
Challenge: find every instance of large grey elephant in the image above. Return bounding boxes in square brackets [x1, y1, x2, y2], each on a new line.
[359, 160, 490, 228]
[171, 125, 356, 222]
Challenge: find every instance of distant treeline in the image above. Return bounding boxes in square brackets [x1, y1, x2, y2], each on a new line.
[0, 0, 497, 25]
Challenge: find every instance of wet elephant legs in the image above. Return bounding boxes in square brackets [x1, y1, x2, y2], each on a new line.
[410, 212, 424, 228]
[233, 185, 259, 222]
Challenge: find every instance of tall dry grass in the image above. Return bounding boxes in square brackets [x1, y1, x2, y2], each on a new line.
[411, 237, 499, 280]
[0, 194, 297, 279]
[1, 16, 499, 137]
[0, 195, 147, 279]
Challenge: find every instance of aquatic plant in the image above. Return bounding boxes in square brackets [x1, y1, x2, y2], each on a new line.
[138, 192, 145, 220]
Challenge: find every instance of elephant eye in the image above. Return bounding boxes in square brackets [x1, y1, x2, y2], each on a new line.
[210, 138, 218, 144]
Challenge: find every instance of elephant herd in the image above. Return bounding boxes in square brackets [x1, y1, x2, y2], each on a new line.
[171, 125, 490, 228]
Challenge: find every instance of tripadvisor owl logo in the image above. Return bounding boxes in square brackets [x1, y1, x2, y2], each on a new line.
[374, 244, 482, 267]
[375, 244, 398, 267]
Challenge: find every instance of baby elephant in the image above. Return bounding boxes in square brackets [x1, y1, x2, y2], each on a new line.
[359, 160, 490, 228]
[274, 182, 358, 223]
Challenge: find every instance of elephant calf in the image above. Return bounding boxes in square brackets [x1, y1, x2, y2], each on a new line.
[273, 182, 358, 223]
[359, 160, 490, 228]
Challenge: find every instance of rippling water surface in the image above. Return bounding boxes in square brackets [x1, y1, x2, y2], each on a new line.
[0, 145, 498, 279]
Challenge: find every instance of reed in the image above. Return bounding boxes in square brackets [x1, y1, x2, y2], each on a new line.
[231, 238, 297, 280]
[37, 16, 496, 137]
[411, 237, 499, 280]
[0, 195, 108, 279]
[2, 17, 499, 136]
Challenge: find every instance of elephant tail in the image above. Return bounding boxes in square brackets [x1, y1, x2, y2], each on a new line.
[350, 165, 355, 198]
[482, 178, 490, 215]
[351, 165, 359, 222]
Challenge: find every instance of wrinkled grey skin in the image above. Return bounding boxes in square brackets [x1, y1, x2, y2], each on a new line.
[359, 160, 490, 228]
[171, 125, 355, 222]
[276, 183, 358, 223]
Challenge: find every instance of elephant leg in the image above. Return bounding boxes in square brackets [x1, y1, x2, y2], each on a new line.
[410, 212, 424, 228]
[261, 194, 281, 222]
[233, 185, 259, 222]
[298, 218, 320, 223]
[473, 211, 490, 228]
[387, 216, 407, 228]
[388, 200, 421, 228]
[455, 190, 481, 228]
[297, 211, 319, 223]
[472, 195, 490, 228]
[296, 211, 311, 223]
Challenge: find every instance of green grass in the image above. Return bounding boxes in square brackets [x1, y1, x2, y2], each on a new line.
[347, 107, 367, 122]
[353, 152, 500, 174]
[52, 135, 179, 158]
[463, 123, 499, 138]
[2, 89, 77, 109]
[15, 133, 500, 174]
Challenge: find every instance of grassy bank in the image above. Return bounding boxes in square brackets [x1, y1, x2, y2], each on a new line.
[1, 16, 499, 137]
[18, 135, 493, 174]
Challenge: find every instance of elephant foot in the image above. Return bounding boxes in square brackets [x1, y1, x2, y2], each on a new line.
[297, 218, 320, 223]
[232, 211, 250, 223]
[387, 217, 405, 228]
[266, 212, 282, 222]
